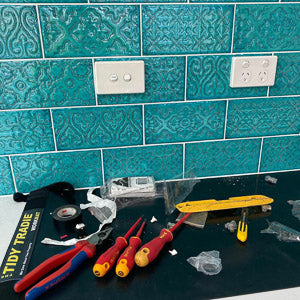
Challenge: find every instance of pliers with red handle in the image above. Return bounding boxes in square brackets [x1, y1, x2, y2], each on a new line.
[14, 227, 112, 300]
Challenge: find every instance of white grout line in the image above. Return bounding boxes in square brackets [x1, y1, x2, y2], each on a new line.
[142, 104, 146, 145]
[8, 156, 18, 192]
[35, 5, 45, 59]
[100, 149, 105, 185]
[267, 86, 270, 97]
[2, 167, 300, 196]
[92, 58, 98, 105]
[182, 143, 185, 179]
[139, 4, 143, 56]
[5, 2, 300, 6]
[0, 51, 299, 63]
[0, 133, 298, 159]
[223, 100, 229, 139]
[1, 95, 299, 112]
[257, 137, 264, 172]
[1, 167, 300, 196]
[156, 168, 300, 183]
[230, 4, 236, 54]
[184, 56, 188, 101]
[49, 109, 58, 151]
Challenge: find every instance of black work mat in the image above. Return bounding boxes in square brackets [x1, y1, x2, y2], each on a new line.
[1, 171, 300, 300]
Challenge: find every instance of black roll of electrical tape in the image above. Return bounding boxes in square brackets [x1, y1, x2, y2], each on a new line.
[52, 204, 82, 234]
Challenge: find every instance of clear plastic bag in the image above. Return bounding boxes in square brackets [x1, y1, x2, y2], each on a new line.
[288, 200, 300, 221]
[261, 221, 300, 242]
[163, 178, 200, 215]
[187, 250, 222, 275]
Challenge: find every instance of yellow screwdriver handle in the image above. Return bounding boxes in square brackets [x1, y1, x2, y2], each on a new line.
[237, 221, 248, 243]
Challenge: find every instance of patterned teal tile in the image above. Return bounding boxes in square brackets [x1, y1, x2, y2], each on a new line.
[260, 136, 300, 172]
[0, 110, 54, 155]
[185, 139, 261, 177]
[226, 97, 300, 138]
[269, 53, 300, 96]
[11, 150, 102, 192]
[52, 106, 143, 150]
[0, 157, 14, 195]
[187, 55, 267, 100]
[91, 0, 185, 2]
[39, 5, 140, 58]
[191, 0, 275, 2]
[234, 4, 300, 52]
[97, 57, 185, 105]
[0, 6, 41, 59]
[103, 144, 183, 180]
[145, 101, 226, 144]
[0, 59, 95, 110]
[142, 5, 233, 55]
[0, 0, 86, 2]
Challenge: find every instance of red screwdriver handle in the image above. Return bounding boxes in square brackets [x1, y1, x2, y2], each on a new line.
[93, 236, 127, 277]
[115, 236, 142, 277]
[135, 228, 173, 267]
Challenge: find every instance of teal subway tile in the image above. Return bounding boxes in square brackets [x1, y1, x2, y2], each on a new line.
[97, 57, 185, 105]
[0, 0, 86, 2]
[226, 97, 300, 138]
[270, 53, 300, 96]
[91, 0, 185, 2]
[185, 139, 261, 177]
[142, 5, 233, 55]
[0, 6, 41, 59]
[191, 0, 275, 2]
[0, 110, 54, 155]
[260, 136, 300, 172]
[11, 150, 102, 192]
[0, 59, 95, 110]
[0, 157, 14, 195]
[187, 55, 267, 100]
[39, 5, 140, 58]
[103, 144, 183, 180]
[234, 4, 300, 52]
[145, 101, 226, 144]
[52, 106, 143, 150]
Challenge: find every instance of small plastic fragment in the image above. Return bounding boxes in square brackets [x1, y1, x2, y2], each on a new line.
[150, 216, 157, 223]
[288, 200, 300, 220]
[261, 204, 272, 213]
[60, 235, 68, 240]
[225, 220, 237, 233]
[264, 175, 278, 184]
[187, 250, 222, 275]
[167, 222, 176, 229]
[169, 249, 178, 256]
[261, 221, 300, 242]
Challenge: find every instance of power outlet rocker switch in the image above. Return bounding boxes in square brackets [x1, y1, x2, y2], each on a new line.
[230, 56, 278, 88]
[95, 61, 145, 95]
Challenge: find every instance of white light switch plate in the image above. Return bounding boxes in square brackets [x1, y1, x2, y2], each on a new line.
[230, 56, 278, 88]
[95, 61, 145, 95]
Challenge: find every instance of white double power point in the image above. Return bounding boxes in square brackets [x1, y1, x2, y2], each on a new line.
[95, 61, 145, 95]
[230, 56, 278, 88]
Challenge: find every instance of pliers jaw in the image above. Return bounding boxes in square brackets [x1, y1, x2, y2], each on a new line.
[88, 227, 113, 246]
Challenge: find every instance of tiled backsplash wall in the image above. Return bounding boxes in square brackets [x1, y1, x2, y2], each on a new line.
[0, 1, 299, 194]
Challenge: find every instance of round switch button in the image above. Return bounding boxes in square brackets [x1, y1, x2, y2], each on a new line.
[262, 60, 269, 67]
[123, 74, 132, 82]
